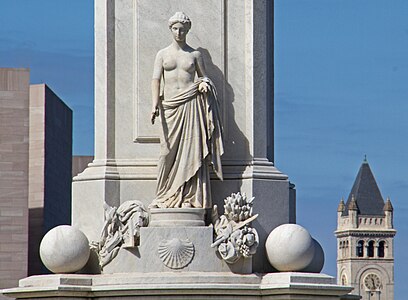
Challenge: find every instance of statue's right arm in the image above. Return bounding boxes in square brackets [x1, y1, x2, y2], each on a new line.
[151, 52, 163, 124]
[151, 79, 160, 111]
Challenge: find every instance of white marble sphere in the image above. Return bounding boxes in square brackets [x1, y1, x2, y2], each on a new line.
[265, 224, 315, 272]
[300, 238, 325, 273]
[40, 225, 90, 273]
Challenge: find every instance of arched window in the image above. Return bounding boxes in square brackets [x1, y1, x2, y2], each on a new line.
[341, 274, 347, 286]
[357, 240, 364, 257]
[368, 240, 375, 257]
[378, 241, 385, 257]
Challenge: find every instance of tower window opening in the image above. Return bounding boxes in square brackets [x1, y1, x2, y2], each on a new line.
[357, 240, 364, 257]
[368, 240, 375, 257]
[341, 274, 347, 285]
[378, 241, 385, 257]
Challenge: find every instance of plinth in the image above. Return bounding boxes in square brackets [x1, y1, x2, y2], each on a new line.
[3, 272, 358, 300]
[149, 208, 205, 227]
[103, 208, 252, 274]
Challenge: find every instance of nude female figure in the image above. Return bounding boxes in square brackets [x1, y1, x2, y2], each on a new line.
[150, 12, 223, 209]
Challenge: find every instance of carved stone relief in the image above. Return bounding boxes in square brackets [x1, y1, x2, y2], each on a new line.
[158, 238, 195, 269]
[212, 192, 259, 264]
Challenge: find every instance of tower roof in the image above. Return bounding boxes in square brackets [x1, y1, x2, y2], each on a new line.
[384, 197, 394, 212]
[348, 195, 358, 211]
[342, 159, 385, 216]
[337, 198, 345, 212]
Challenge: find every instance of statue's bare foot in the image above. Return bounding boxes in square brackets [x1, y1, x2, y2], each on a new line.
[182, 202, 192, 208]
[148, 201, 159, 209]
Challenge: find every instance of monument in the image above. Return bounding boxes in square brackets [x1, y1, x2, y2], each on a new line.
[71, 0, 292, 274]
[3, 1, 358, 299]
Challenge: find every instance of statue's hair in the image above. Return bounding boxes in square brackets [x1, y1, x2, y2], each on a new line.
[168, 12, 191, 30]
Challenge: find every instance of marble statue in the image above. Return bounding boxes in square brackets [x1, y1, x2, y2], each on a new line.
[150, 12, 224, 209]
[212, 192, 259, 264]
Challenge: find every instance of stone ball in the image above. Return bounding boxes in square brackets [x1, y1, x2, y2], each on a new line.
[40, 225, 90, 273]
[265, 224, 315, 272]
[300, 238, 325, 273]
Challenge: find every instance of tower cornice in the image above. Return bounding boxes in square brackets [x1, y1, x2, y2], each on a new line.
[337, 258, 394, 263]
[335, 230, 396, 238]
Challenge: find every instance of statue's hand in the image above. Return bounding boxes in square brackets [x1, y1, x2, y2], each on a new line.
[151, 107, 159, 124]
[198, 82, 209, 94]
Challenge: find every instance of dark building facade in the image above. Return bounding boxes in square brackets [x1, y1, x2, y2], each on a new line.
[28, 84, 73, 275]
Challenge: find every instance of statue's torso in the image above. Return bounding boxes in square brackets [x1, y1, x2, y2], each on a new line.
[161, 46, 197, 99]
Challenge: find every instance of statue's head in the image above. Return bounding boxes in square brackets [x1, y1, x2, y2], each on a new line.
[168, 12, 192, 30]
[168, 12, 191, 43]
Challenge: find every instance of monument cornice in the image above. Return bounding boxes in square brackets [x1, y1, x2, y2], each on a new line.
[73, 158, 288, 181]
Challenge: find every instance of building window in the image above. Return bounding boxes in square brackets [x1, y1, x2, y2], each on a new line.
[357, 240, 364, 257]
[378, 241, 385, 257]
[341, 274, 347, 285]
[368, 240, 374, 257]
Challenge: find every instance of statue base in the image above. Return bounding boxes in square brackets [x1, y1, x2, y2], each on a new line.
[2, 272, 358, 300]
[149, 208, 205, 227]
[102, 225, 252, 274]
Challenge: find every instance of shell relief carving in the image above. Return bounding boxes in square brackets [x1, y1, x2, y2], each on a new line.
[158, 238, 195, 269]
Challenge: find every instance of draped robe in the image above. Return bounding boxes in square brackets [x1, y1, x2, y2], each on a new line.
[152, 77, 223, 208]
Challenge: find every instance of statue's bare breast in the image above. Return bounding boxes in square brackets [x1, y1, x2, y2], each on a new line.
[161, 48, 197, 98]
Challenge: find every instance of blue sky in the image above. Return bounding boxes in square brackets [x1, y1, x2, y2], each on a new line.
[0, 0, 406, 298]
[0, 0, 94, 154]
[275, 0, 408, 298]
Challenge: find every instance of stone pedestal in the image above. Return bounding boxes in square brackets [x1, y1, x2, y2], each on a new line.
[2, 273, 359, 300]
[103, 226, 252, 274]
[100, 209, 251, 274]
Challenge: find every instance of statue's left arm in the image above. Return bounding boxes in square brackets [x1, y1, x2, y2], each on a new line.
[195, 52, 209, 93]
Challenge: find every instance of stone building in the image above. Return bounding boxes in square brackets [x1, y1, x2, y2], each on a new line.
[0, 68, 30, 291]
[28, 84, 73, 275]
[0, 68, 72, 293]
[335, 159, 396, 300]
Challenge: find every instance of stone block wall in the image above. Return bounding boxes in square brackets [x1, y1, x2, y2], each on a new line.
[0, 68, 30, 291]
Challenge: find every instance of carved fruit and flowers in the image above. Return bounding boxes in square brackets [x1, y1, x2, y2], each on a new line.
[212, 192, 259, 264]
